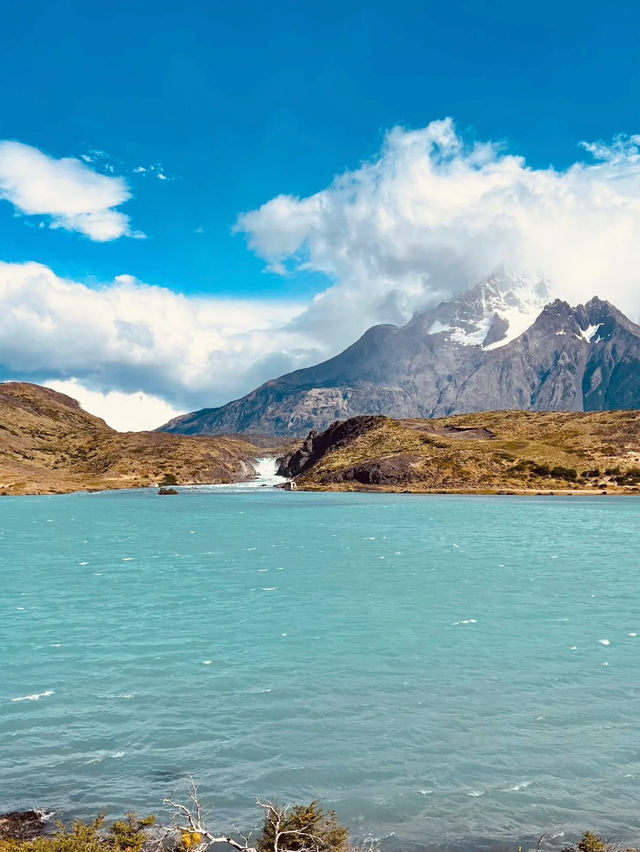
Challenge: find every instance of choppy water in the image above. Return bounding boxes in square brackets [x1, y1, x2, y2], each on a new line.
[2, 464, 640, 851]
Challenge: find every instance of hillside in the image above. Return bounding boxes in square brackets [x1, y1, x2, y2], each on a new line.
[277, 410, 640, 493]
[160, 273, 640, 438]
[0, 383, 263, 495]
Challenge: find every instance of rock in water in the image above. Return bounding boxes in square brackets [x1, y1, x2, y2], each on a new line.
[0, 810, 50, 841]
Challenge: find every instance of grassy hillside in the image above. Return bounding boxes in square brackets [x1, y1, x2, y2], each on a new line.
[0, 383, 265, 495]
[289, 410, 640, 493]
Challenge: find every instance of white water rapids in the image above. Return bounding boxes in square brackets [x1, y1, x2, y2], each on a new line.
[177, 456, 288, 492]
[251, 456, 289, 487]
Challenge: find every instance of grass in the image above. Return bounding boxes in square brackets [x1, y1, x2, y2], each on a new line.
[0, 383, 287, 496]
[294, 410, 640, 493]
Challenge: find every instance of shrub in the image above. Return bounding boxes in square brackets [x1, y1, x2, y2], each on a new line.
[562, 831, 606, 852]
[257, 802, 350, 852]
[109, 813, 156, 851]
[0, 813, 154, 852]
[550, 465, 578, 482]
[613, 467, 640, 486]
[583, 468, 601, 478]
[420, 435, 448, 449]
[160, 473, 178, 486]
[530, 463, 551, 477]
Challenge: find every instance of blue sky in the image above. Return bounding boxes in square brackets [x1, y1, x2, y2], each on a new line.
[2, 0, 640, 428]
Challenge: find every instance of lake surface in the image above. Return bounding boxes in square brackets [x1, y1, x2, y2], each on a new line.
[2, 468, 640, 850]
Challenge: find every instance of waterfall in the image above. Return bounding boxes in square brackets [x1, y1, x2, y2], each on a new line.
[251, 457, 288, 487]
[163, 456, 288, 492]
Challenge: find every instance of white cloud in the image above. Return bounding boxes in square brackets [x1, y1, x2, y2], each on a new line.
[0, 141, 134, 240]
[237, 118, 640, 335]
[0, 261, 319, 427]
[131, 162, 169, 181]
[5, 120, 640, 429]
[42, 379, 182, 432]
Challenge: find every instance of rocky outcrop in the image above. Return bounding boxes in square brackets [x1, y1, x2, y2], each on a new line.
[316, 453, 421, 486]
[159, 275, 640, 438]
[0, 810, 50, 841]
[277, 416, 386, 478]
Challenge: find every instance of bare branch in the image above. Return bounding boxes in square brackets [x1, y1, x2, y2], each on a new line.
[164, 779, 258, 852]
[163, 785, 356, 852]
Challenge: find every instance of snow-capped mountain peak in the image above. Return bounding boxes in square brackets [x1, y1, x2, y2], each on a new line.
[425, 270, 552, 350]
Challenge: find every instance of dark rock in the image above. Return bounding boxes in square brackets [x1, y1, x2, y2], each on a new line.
[319, 454, 421, 486]
[441, 425, 496, 440]
[277, 416, 386, 478]
[158, 486, 179, 495]
[483, 312, 509, 347]
[0, 810, 51, 841]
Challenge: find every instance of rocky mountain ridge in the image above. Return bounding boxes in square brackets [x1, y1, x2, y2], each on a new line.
[160, 274, 640, 437]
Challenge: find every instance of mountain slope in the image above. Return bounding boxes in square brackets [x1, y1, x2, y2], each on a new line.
[0, 382, 261, 495]
[160, 274, 640, 437]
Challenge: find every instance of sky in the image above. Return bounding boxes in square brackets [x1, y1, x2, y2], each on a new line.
[2, 0, 640, 429]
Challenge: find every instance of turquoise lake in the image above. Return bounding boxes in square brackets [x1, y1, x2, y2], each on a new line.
[2, 480, 640, 850]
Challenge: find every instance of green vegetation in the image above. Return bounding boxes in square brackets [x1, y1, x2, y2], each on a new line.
[560, 830, 640, 852]
[3, 807, 640, 852]
[549, 465, 578, 482]
[0, 814, 155, 852]
[290, 410, 640, 493]
[0, 800, 358, 852]
[258, 802, 349, 852]
[562, 832, 607, 852]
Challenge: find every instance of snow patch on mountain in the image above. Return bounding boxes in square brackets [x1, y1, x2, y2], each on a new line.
[451, 317, 493, 346]
[427, 320, 453, 335]
[580, 323, 602, 342]
[426, 270, 552, 350]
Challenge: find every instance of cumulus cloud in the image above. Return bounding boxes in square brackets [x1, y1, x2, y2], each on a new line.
[42, 379, 182, 432]
[5, 120, 640, 429]
[237, 118, 640, 337]
[0, 261, 321, 427]
[0, 141, 134, 240]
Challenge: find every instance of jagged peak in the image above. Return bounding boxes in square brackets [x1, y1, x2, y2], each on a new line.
[416, 270, 552, 350]
[584, 295, 611, 309]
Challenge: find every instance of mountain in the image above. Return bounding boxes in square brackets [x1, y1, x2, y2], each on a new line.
[277, 411, 640, 494]
[159, 272, 640, 437]
[0, 382, 262, 495]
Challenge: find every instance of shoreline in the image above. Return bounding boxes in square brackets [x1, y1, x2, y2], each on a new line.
[3, 807, 640, 852]
[294, 484, 640, 496]
[3, 484, 639, 497]
[0, 456, 284, 497]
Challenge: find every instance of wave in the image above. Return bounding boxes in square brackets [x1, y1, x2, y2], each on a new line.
[11, 690, 54, 702]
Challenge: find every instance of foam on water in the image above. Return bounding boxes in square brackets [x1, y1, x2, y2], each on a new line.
[11, 690, 55, 702]
[2, 492, 640, 851]
[180, 456, 288, 493]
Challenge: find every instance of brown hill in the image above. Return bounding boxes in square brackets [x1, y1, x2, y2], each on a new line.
[278, 410, 640, 494]
[0, 383, 263, 495]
